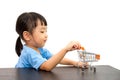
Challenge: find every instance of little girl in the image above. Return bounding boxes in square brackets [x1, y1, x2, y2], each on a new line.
[15, 12, 87, 71]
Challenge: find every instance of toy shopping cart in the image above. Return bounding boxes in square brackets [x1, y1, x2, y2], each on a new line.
[77, 47, 100, 72]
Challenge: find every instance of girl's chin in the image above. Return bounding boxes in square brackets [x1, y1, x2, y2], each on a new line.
[40, 44, 45, 47]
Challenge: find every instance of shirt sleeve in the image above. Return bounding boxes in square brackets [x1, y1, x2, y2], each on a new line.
[28, 52, 47, 70]
[28, 48, 53, 70]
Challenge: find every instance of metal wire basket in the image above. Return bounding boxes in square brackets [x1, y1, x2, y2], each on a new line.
[77, 50, 100, 62]
[77, 50, 100, 72]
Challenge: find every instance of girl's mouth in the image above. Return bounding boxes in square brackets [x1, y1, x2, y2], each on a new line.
[44, 40, 47, 42]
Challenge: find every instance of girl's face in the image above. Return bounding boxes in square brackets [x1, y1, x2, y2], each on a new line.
[26, 19, 48, 50]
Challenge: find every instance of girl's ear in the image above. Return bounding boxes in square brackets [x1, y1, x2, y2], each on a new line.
[23, 31, 31, 41]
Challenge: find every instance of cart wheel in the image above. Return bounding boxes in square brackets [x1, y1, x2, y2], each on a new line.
[94, 67, 96, 72]
[90, 66, 92, 70]
[81, 68, 84, 71]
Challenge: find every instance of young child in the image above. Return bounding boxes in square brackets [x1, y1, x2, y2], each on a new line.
[15, 12, 87, 71]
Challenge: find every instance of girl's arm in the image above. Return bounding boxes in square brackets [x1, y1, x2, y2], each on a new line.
[39, 41, 81, 71]
[40, 48, 68, 71]
[59, 58, 77, 66]
[59, 58, 87, 67]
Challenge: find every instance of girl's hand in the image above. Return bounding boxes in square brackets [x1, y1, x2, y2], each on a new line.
[77, 62, 89, 68]
[64, 41, 81, 52]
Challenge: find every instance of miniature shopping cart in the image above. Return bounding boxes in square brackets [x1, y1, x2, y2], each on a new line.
[77, 49, 100, 72]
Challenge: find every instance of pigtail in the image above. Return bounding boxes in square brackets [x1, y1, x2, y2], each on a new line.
[15, 36, 23, 57]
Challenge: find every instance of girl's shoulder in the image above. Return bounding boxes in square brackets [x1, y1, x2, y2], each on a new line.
[38, 47, 49, 53]
[22, 45, 39, 55]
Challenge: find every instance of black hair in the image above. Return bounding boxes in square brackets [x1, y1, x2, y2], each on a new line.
[15, 12, 47, 56]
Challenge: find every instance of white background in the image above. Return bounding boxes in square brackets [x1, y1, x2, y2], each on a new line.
[0, 0, 120, 70]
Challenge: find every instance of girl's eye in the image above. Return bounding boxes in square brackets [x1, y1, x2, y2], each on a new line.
[40, 31, 44, 33]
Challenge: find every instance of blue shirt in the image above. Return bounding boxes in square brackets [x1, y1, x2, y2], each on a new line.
[15, 45, 52, 70]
